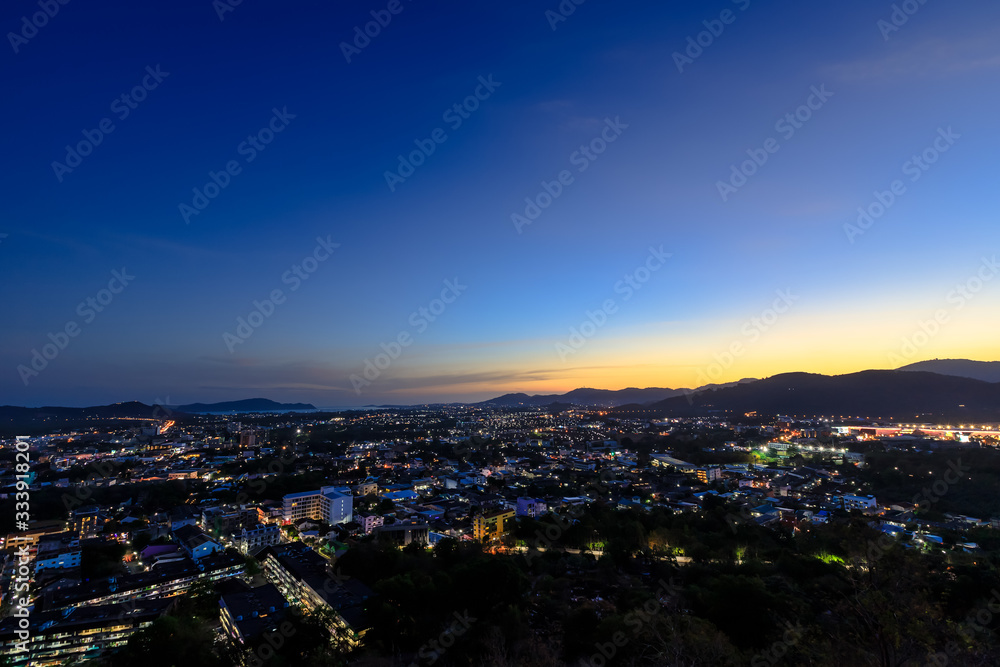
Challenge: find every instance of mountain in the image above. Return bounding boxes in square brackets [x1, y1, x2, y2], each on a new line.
[0, 401, 163, 420]
[476, 382, 757, 408]
[0, 401, 168, 436]
[641, 370, 1000, 421]
[898, 359, 1000, 383]
[0, 401, 164, 419]
[172, 398, 317, 413]
[477, 387, 681, 408]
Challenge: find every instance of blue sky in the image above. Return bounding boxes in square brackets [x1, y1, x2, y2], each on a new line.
[2, 0, 999, 407]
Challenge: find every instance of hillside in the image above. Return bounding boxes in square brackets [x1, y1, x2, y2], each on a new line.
[898, 359, 1000, 383]
[643, 370, 1000, 421]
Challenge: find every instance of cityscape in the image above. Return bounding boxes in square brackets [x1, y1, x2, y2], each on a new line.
[4, 372, 1000, 666]
[3, 0, 1000, 666]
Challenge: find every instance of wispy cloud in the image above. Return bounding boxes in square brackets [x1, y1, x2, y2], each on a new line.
[827, 35, 1000, 82]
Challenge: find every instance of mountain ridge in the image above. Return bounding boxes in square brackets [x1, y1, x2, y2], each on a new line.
[475, 381, 758, 408]
[638, 369, 1000, 421]
[898, 359, 1000, 383]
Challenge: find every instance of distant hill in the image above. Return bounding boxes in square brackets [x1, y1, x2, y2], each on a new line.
[642, 370, 1000, 421]
[172, 398, 316, 413]
[477, 387, 682, 408]
[898, 359, 1000, 383]
[0, 398, 317, 435]
[476, 382, 757, 408]
[0, 401, 162, 420]
[0, 401, 167, 436]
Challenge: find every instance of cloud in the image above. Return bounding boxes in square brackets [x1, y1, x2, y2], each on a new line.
[828, 35, 1000, 82]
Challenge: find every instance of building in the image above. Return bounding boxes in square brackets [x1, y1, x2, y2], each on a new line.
[516, 497, 547, 518]
[473, 509, 515, 543]
[202, 506, 250, 536]
[44, 550, 245, 611]
[4, 522, 67, 556]
[373, 522, 428, 546]
[258, 543, 372, 647]
[70, 506, 106, 538]
[696, 468, 721, 484]
[0, 598, 173, 667]
[354, 480, 378, 496]
[219, 582, 289, 644]
[230, 523, 281, 555]
[356, 514, 384, 535]
[650, 454, 696, 472]
[239, 431, 257, 448]
[35, 531, 82, 573]
[843, 494, 878, 512]
[282, 486, 353, 525]
[174, 524, 224, 560]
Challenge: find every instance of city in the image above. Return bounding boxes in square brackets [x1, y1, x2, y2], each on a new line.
[4, 0, 1000, 665]
[3, 384, 1000, 664]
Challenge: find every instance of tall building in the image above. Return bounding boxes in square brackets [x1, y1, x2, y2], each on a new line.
[0, 599, 172, 667]
[219, 582, 289, 644]
[230, 523, 282, 555]
[282, 486, 352, 525]
[473, 509, 515, 543]
[258, 543, 372, 647]
[696, 468, 721, 484]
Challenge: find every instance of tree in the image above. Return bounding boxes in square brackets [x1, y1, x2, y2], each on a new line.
[107, 614, 222, 667]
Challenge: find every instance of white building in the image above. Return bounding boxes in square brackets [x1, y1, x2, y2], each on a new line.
[282, 486, 353, 525]
[230, 523, 281, 555]
[843, 494, 877, 512]
[357, 514, 384, 535]
[174, 525, 224, 560]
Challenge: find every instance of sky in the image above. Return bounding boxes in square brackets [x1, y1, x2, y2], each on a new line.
[2, 0, 999, 407]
